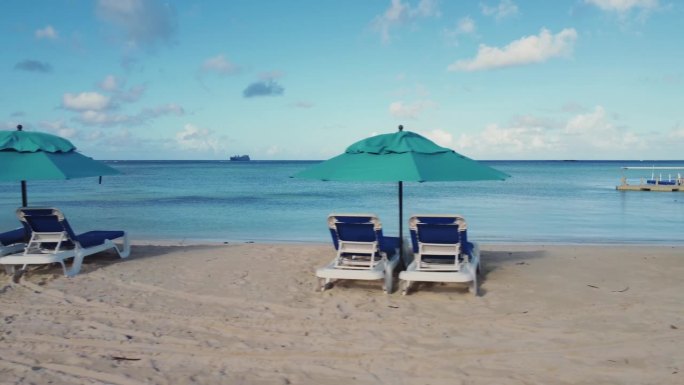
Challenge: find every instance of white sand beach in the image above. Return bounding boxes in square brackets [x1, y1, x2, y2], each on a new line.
[1, 243, 682, 384]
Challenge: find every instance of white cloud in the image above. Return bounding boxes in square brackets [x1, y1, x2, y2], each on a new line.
[373, 0, 440, 43]
[100, 128, 134, 147]
[201, 54, 240, 75]
[35, 25, 58, 40]
[75, 103, 183, 127]
[444, 16, 476, 46]
[175, 124, 220, 153]
[584, 0, 659, 13]
[564, 106, 611, 135]
[266, 145, 280, 156]
[563, 106, 640, 149]
[0, 122, 20, 130]
[480, 0, 519, 20]
[99, 75, 120, 91]
[669, 123, 684, 138]
[389, 100, 436, 119]
[98, 77, 147, 103]
[86, 130, 105, 141]
[117, 84, 147, 103]
[141, 103, 184, 118]
[62, 92, 111, 111]
[38, 120, 78, 139]
[452, 105, 648, 159]
[456, 17, 476, 34]
[77, 111, 129, 126]
[96, 0, 177, 48]
[420, 129, 454, 148]
[448, 28, 577, 71]
[484, 124, 554, 151]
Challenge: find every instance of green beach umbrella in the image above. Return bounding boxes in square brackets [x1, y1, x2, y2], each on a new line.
[293, 125, 509, 259]
[0, 125, 120, 207]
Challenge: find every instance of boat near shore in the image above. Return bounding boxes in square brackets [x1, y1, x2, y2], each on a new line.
[229, 155, 250, 161]
[617, 166, 684, 191]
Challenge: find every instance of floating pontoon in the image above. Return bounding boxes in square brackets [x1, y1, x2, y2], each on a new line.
[617, 167, 684, 192]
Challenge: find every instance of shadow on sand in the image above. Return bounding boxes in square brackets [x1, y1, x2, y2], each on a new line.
[2, 244, 234, 282]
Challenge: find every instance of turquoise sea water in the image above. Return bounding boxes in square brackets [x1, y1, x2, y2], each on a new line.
[1, 160, 683, 244]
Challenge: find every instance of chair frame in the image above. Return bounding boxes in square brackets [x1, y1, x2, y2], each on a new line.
[0, 208, 130, 277]
[316, 213, 400, 293]
[399, 214, 480, 296]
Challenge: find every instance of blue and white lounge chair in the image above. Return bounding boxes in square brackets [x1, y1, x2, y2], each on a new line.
[0, 227, 27, 256]
[399, 215, 480, 296]
[316, 214, 400, 293]
[0, 208, 130, 277]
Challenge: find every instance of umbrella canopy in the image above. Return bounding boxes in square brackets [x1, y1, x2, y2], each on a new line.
[293, 127, 509, 260]
[0, 128, 120, 206]
[0, 151, 119, 181]
[295, 130, 508, 182]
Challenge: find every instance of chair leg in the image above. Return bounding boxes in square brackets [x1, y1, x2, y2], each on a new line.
[318, 278, 333, 292]
[470, 267, 479, 296]
[401, 280, 412, 295]
[384, 272, 393, 294]
[117, 233, 131, 258]
[383, 262, 394, 294]
[11, 267, 25, 283]
[65, 253, 84, 277]
[108, 234, 130, 259]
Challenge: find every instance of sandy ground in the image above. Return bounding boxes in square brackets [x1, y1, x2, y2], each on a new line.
[0, 243, 682, 385]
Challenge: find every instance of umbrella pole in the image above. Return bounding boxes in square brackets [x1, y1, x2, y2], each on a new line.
[398, 181, 403, 263]
[397, 124, 405, 265]
[21, 180, 27, 207]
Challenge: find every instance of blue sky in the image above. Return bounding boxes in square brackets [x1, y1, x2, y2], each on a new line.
[1, 0, 682, 160]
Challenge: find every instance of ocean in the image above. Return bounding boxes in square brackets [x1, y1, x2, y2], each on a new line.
[1, 160, 683, 245]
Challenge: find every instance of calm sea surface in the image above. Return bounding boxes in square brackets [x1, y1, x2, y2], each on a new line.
[1, 160, 683, 245]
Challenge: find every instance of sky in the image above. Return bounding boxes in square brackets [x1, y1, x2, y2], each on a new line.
[1, 0, 682, 160]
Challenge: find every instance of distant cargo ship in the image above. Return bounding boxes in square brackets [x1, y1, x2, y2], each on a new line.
[229, 155, 250, 161]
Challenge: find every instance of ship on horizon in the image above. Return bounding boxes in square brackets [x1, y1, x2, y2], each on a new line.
[229, 154, 250, 161]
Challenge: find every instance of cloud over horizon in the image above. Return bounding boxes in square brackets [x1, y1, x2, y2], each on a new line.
[452, 105, 647, 159]
[175, 123, 222, 153]
[448, 28, 577, 71]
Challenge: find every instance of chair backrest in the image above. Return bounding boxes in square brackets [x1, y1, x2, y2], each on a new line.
[16, 207, 78, 242]
[409, 215, 467, 253]
[327, 214, 382, 250]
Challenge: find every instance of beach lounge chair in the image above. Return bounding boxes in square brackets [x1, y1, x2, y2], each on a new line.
[316, 214, 401, 293]
[0, 207, 130, 277]
[399, 215, 480, 296]
[0, 227, 27, 256]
